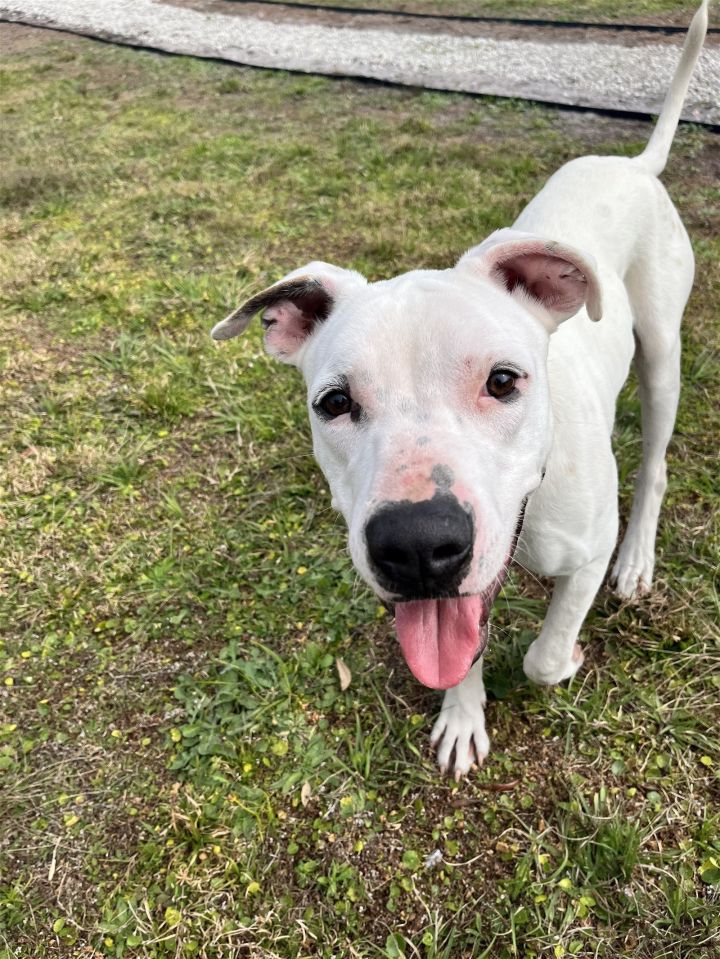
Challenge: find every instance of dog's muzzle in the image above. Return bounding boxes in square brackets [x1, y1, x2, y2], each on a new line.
[364, 493, 474, 599]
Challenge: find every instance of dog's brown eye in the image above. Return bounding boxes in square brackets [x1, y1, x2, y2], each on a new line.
[486, 370, 517, 399]
[318, 390, 353, 418]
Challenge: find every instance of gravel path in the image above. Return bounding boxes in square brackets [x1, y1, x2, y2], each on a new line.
[1, 0, 718, 122]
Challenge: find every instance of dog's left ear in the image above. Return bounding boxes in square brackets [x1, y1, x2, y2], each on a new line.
[456, 229, 602, 331]
[211, 261, 367, 365]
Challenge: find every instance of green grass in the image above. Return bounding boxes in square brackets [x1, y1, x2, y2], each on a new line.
[1, 23, 719, 959]
[259, 0, 719, 27]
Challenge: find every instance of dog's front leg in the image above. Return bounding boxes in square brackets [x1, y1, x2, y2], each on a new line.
[523, 551, 612, 685]
[430, 656, 489, 779]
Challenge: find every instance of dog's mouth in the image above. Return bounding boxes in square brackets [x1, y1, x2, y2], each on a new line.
[394, 594, 491, 690]
[393, 501, 526, 689]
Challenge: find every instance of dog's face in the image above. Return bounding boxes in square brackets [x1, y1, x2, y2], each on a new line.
[213, 230, 602, 689]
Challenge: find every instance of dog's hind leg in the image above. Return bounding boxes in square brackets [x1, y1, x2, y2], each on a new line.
[611, 217, 693, 598]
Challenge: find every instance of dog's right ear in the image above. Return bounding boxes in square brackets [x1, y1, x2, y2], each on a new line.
[211, 262, 367, 366]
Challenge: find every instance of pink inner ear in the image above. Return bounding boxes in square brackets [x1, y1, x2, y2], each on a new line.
[263, 301, 313, 358]
[261, 278, 334, 360]
[498, 252, 588, 318]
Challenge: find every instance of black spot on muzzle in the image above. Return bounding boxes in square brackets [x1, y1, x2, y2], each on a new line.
[365, 493, 474, 600]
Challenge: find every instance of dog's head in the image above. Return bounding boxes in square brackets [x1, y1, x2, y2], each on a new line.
[213, 230, 602, 689]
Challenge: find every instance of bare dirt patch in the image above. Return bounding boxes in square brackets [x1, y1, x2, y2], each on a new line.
[0, 17, 59, 51]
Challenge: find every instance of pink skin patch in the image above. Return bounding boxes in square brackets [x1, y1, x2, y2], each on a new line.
[376, 451, 445, 504]
[374, 454, 477, 521]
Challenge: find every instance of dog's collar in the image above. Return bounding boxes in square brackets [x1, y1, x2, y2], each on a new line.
[511, 495, 529, 559]
[508, 466, 545, 552]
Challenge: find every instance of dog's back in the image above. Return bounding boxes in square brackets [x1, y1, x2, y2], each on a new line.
[517, 0, 708, 600]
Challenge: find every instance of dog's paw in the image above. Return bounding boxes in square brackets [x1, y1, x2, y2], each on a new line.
[610, 549, 654, 599]
[523, 640, 584, 686]
[430, 689, 489, 780]
[610, 531, 655, 599]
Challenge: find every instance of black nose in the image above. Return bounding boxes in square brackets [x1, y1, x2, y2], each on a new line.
[365, 494, 474, 599]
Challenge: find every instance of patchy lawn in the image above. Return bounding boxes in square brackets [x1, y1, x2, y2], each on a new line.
[0, 22, 718, 959]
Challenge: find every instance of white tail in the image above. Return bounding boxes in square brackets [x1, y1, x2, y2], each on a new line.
[635, 0, 709, 176]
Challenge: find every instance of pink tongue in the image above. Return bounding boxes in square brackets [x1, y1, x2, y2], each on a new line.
[395, 596, 483, 689]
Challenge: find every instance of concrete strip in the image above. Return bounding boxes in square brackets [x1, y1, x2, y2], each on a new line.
[1, 0, 718, 123]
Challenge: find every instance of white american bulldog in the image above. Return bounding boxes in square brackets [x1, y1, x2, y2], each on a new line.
[212, 2, 708, 777]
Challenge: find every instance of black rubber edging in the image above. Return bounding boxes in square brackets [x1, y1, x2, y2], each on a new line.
[227, 0, 720, 36]
[2, 16, 718, 133]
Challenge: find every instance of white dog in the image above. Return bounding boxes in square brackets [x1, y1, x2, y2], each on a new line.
[212, 2, 708, 777]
